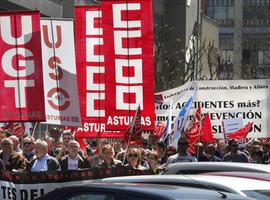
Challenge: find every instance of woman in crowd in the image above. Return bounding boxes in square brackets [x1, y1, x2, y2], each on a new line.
[126, 148, 145, 170]
[250, 145, 263, 164]
[99, 144, 122, 167]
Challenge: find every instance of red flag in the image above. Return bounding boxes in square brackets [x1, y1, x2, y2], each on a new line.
[154, 122, 165, 138]
[228, 122, 253, 140]
[124, 105, 142, 145]
[0, 122, 25, 137]
[186, 106, 201, 154]
[200, 113, 214, 144]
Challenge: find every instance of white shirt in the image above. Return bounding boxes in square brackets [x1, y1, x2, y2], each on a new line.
[31, 154, 48, 172]
[68, 156, 79, 170]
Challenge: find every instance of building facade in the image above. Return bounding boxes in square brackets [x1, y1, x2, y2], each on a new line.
[204, 0, 270, 78]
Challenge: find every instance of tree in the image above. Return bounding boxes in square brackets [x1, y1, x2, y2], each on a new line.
[154, 24, 233, 92]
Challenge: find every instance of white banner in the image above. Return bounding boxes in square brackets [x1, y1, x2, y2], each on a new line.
[223, 118, 243, 134]
[0, 180, 86, 200]
[41, 19, 81, 126]
[155, 80, 270, 139]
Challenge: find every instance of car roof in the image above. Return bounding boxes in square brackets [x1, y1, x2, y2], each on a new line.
[202, 171, 270, 182]
[101, 174, 270, 194]
[163, 162, 270, 174]
[39, 182, 253, 200]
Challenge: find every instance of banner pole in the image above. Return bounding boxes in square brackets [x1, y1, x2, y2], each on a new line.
[31, 122, 38, 138]
[122, 105, 140, 165]
[122, 124, 134, 166]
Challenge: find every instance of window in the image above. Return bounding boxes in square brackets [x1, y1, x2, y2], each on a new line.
[214, 7, 227, 19]
[125, 195, 157, 200]
[220, 38, 234, 50]
[67, 193, 115, 200]
[227, 6, 234, 18]
[259, 51, 270, 65]
[206, 6, 214, 18]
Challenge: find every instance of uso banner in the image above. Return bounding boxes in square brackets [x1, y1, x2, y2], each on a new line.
[0, 11, 45, 121]
[102, 0, 155, 131]
[75, 6, 123, 138]
[0, 167, 153, 200]
[155, 80, 270, 139]
[41, 19, 81, 127]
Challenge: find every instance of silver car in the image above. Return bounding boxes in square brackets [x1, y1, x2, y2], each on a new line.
[100, 175, 270, 199]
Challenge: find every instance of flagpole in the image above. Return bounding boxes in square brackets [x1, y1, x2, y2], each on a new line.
[122, 105, 139, 165]
[31, 122, 38, 138]
[122, 125, 134, 165]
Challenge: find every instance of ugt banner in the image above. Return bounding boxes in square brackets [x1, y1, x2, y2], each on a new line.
[0, 11, 45, 121]
[75, 6, 123, 138]
[102, 0, 155, 131]
[41, 19, 81, 127]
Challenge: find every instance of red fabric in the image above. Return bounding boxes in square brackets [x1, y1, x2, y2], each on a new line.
[102, 0, 155, 131]
[124, 105, 142, 146]
[76, 137, 87, 151]
[0, 11, 45, 121]
[74, 6, 125, 138]
[200, 113, 214, 144]
[228, 122, 254, 140]
[154, 122, 165, 138]
[1, 122, 25, 137]
[186, 107, 201, 154]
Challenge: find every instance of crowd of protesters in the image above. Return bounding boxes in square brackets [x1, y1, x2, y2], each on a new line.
[0, 127, 269, 173]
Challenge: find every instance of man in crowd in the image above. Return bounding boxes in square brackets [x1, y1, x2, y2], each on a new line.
[222, 139, 249, 163]
[56, 130, 86, 160]
[88, 139, 108, 167]
[9, 135, 23, 154]
[46, 137, 58, 157]
[26, 139, 61, 172]
[0, 138, 26, 171]
[153, 141, 168, 165]
[22, 136, 36, 161]
[195, 142, 210, 161]
[59, 140, 88, 170]
[166, 137, 197, 165]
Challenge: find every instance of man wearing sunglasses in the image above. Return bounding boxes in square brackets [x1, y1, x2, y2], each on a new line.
[166, 138, 197, 166]
[222, 139, 249, 163]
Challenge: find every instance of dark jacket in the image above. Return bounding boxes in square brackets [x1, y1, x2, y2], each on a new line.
[99, 158, 122, 168]
[0, 152, 26, 171]
[59, 155, 89, 170]
[26, 155, 61, 171]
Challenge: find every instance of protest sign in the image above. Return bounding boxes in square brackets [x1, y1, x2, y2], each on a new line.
[155, 80, 270, 138]
[0, 167, 153, 200]
[41, 19, 81, 127]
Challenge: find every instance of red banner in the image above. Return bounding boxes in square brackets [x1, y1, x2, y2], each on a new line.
[102, 0, 155, 131]
[0, 11, 45, 121]
[227, 122, 254, 140]
[74, 6, 124, 138]
[200, 113, 214, 144]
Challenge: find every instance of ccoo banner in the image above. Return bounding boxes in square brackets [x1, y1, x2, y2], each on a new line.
[155, 80, 270, 139]
[74, 6, 124, 138]
[0, 11, 45, 121]
[41, 19, 81, 127]
[102, 0, 155, 131]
